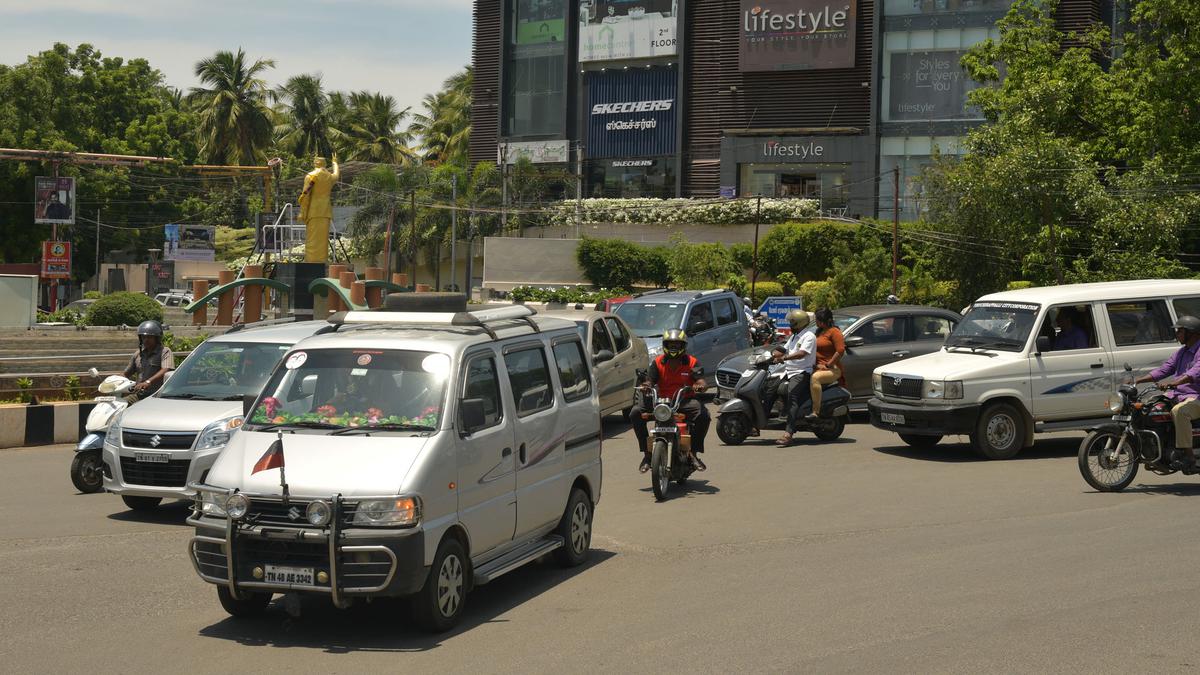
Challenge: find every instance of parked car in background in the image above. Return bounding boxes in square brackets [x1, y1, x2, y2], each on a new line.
[155, 290, 193, 307]
[614, 289, 751, 375]
[715, 304, 962, 409]
[542, 308, 648, 417]
[61, 298, 97, 315]
[594, 295, 633, 313]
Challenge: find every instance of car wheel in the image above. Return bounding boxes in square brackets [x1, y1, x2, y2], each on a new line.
[553, 487, 592, 567]
[899, 433, 942, 450]
[971, 403, 1024, 460]
[217, 586, 271, 618]
[122, 495, 162, 511]
[412, 537, 468, 632]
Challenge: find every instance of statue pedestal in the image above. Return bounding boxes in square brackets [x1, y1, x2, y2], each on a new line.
[274, 262, 327, 320]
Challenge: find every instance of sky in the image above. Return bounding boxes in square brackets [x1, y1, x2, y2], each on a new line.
[0, 0, 473, 124]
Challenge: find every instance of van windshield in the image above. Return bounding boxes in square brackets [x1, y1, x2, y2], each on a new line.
[615, 302, 686, 338]
[245, 348, 450, 431]
[947, 302, 1040, 352]
[158, 341, 290, 401]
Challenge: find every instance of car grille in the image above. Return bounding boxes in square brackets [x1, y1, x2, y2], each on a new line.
[244, 498, 361, 529]
[119, 457, 191, 487]
[232, 538, 392, 590]
[716, 370, 742, 390]
[123, 430, 197, 450]
[238, 538, 329, 567]
[881, 375, 922, 399]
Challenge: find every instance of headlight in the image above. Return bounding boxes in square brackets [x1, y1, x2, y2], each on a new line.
[199, 492, 228, 517]
[653, 403, 673, 423]
[225, 493, 250, 520]
[104, 418, 121, 449]
[194, 415, 244, 452]
[1110, 392, 1126, 413]
[922, 380, 963, 400]
[352, 497, 421, 527]
[872, 373, 882, 393]
[306, 499, 332, 527]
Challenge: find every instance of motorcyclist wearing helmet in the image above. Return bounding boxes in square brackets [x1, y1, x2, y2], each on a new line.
[632, 329, 710, 473]
[775, 310, 817, 447]
[121, 320, 175, 404]
[1136, 315, 1200, 466]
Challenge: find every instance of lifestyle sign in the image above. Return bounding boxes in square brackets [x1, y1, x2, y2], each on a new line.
[739, 0, 857, 72]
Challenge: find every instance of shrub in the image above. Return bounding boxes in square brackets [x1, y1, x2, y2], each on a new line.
[37, 307, 85, 324]
[64, 375, 83, 401]
[16, 377, 33, 404]
[729, 243, 754, 270]
[667, 235, 738, 290]
[642, 247, 672, 288]
[725, 275, 748, 297]
[749, 281, 784, 307]
[1005, 280, 1035, 291]
[776, 272, 798, 295]
[163, 332, 210, 353]
[757, 221, 863, 281]
[83, 290, 102, 300]
[508, 286, 627, 304]
[86, 291, 163, 327]
[577, 238, 646, 289]
[799, 280, 836, 310]
[545, 197, 819, 227]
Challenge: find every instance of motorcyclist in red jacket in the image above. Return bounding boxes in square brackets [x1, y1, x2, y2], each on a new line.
[630, 329, 710, 473]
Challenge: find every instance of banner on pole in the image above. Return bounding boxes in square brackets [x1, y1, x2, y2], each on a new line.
[41, 240, 72, 279]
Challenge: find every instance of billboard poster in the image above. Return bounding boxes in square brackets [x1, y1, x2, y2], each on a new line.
[165, 224, 216, 262]
[514, 0, 566, 45]
[739, 0, 857, 72]
[502, 139, 571, 164]
[586, 67, 677, 159]
[579, 0, 677, 62]
[41, 241, 71, 279]
[888, 50, 984, 121]
[35, 176, 76, 225]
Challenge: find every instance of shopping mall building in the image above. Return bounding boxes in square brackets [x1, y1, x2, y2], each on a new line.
[469, 0, 1117, 219]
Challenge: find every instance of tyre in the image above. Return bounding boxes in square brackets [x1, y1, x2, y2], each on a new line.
[553, 487, 593, 567]
[216, 586, 271, 618]
[971, 403, 1024, 460]
[899, 433, 943, 450]
[716, 413, 751, 446]
[813, 415, 847, 442]
[70, 451, 104, 493]
[651, 439, 670, 502]
[121, 495, 162, 511]
[1078, 429, 1139, 492]
[413, 537, 468, 632]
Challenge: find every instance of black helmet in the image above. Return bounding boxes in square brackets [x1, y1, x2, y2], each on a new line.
[662, 329, 688, 358]
[137, 320, 163, 337]
[1173, 315, 1200, 333]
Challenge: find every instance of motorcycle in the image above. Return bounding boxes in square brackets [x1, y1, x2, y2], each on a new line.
[1078, 365, 1200, 492]
[715, 352, 851, 445]
[70, 369, 134, 494]
[636, 381, 698, 502]
[749, 313, 782, 347]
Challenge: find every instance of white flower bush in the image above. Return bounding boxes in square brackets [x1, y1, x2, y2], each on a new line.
[545, 197, 819, 227]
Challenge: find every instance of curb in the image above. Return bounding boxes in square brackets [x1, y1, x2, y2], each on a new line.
[0, 402, 95, 449]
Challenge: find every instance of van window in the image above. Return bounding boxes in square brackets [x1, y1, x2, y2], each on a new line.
[463, 356, 503, 429]
[1173, 297, 1200, 321]
[505, 347, 554, 417]
[605, 317, 631, 353]
[552, 341, 592, 402]
[1038, 305, 1098, 351]
[715, 298, 738, 326]
[686, 302, 715, 334]
[1106, 301, 1174, 346]
[591, 319, 613, 356]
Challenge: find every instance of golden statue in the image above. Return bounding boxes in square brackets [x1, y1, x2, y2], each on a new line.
[297, 154, 339, 263]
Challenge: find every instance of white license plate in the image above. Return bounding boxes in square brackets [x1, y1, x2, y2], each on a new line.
[654, 427, 678, 434]
[1111, 415, 1131, 422]
[134, 452, 169, 463]
[264, 565, 315, 586]
[880, 412, 906, 425]
[741, 369, 756, 378]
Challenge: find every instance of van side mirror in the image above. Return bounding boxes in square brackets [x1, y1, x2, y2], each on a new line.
[1035, 335, 1052, 354]
[844, 335, 865, 348]
[242, 394, 257, 416]
[595, 349, 614, 364]
[459, 398, 487, 435]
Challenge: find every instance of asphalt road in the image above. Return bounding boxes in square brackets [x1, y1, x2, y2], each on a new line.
[4, 416, 1200, 674]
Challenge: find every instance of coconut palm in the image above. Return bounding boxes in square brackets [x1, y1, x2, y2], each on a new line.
[273, 73, 339, 161]
[189, 49, 275, 165]
[343, 92, 415, 165]
[408, 67, 472, 166]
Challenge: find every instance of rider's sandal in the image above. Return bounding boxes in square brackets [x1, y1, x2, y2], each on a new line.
[639, 457, 651, 473]
[775, 434, 794, 447]
[693, 456, 707, 472]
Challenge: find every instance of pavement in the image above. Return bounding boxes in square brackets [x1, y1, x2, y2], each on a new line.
[4, 415, 1200, 673]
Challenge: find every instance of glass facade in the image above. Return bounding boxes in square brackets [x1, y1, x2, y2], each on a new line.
[504, 0, 569, 137]
[880, 28, 1000, 122]
[587, 158, 677, 198]
[878, 136, 965, 221]
[738, 163, 849, 212]
[884, 0, 1015, 16]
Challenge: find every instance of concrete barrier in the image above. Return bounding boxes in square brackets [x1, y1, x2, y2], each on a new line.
[0, 401, 97, 449]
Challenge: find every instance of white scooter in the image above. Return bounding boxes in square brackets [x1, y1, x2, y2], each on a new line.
[70, 369, 134, 493]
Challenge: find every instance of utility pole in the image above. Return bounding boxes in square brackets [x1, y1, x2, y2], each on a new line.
[892, 167, 900, 297]
[409, 190, 418, 287]
[1045, 197, 1063, 285]
[383, 197, 396, 280]
[751, 195, 762, 302]
[94, 208, 100, 292]
[575, 142, 584, 239]
[450, 173, 458, 293]
[500, 142, 508, 236]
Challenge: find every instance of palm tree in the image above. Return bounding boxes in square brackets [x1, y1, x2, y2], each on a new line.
[189, 49, 275, 165]
[273, 73, 339, 160]
[408, 67, 472, 166]
[343, 92, 415, 165]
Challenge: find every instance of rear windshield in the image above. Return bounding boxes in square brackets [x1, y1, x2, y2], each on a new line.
[615, 302, 686, 338]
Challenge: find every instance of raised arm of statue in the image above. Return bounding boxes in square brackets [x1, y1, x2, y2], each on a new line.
[330, 156, 340, 182]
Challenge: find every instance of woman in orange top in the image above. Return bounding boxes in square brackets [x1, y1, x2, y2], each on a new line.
[808, 307, 845, 418]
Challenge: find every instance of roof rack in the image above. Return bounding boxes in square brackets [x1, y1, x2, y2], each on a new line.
[693, 288, 728, 299]
[325, 305, 541, 339]
[224, 316, 301, 334]
[633, 288, 674, 299]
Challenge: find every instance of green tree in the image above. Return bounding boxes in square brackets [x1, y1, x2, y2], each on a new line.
[189, 48, 275, 165]
[667, 234, 738, 290]
[342, 91, 414, 165]
[408, 67, 471, 166]
[273, 73, 338, 161]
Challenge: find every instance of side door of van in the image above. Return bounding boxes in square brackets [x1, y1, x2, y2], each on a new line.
[549, 336, 602, 486]
[1029, 304, 1114, 420]
[455, 347, 516, 558]
[1099, 299, 1178, 382]
[684, 300, 719, 374]
[503, 341, 566, 540]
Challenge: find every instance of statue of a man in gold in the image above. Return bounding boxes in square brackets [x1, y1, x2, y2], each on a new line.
[297, 154, 339, 263]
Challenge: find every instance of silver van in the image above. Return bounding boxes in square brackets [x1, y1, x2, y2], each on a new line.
[102, 321, 328, 511]
[187, 300, 603, 631]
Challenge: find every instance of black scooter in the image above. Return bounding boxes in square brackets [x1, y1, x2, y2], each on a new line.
[716, 352, 851, 445]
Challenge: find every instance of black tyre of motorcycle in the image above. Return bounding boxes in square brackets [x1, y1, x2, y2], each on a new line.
[217, 586, 272, 618]
[899, 433, 943, 450]
[813, 415, 847, 442]
[70, 450, 104, 493]
[121, 495, 162, 511]
[651, 439, 670, 502]
[971, 403, 1024, 460]
[716, 413, 751, 446]
[1078, 429, 1139, 492]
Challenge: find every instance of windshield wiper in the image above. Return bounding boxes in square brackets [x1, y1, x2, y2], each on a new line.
[159, 393, 212, 400]
[217, 394, 250, 401]
[328, 423, 436, 436]
[251, 421, 342, 432]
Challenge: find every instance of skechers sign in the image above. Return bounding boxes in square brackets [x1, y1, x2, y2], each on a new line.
[586, 68, 677, 159]
[739, 0, 857, 72]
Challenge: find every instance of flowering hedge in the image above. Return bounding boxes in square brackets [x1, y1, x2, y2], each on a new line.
[545, 198, 819, 226]
[508, 285, 628, 304]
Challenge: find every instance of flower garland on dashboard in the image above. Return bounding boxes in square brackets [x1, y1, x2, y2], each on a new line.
[250, 397, 440, 428]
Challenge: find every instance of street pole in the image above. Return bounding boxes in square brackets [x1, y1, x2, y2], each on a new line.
[383, 197, 396, 281]
[95, 208, 100, 292]
[451, 173, 458, 293]
[751, 195, 761, 302]
[892, 167, 900, 297]
[500, 143, 508, 236]
[409, 190, 417, 287]
[575, 142, 583, 239]
[1045, 196, 1063, 285]
[50, 161, 59, 310]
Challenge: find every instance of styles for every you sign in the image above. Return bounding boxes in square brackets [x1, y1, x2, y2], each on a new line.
[739, 0, 857, 72]
[888, 50, 984, 121]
